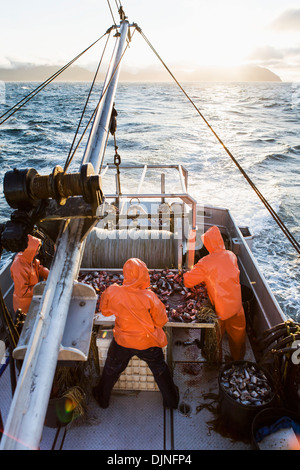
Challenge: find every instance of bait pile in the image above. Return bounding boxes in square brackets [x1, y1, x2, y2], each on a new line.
[78, 269, 211, 323]
[220, 363, 273, 407]
[150, 269, 210, 322]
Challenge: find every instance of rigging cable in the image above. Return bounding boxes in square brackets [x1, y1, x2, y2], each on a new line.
[0, 30, 111, 127]
[107, 0, 117, 25]
[137, 27, 300, 256]
[63, 25, 136, 173]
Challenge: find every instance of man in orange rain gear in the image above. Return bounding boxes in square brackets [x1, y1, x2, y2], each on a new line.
[93, 258, 179, 409]
[184, 225, 246, 361]
[10, 234, 49, 314]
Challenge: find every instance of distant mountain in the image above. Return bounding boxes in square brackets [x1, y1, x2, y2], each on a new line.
[120, 65, 282, 82]
[0, 63, 281, 82]
[0, 65, 94, 82]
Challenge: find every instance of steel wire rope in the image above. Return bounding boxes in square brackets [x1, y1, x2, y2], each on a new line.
[64, 29, 119, 172]
[107, 0, 117, 25]
[64, 25, 137, 173]
[63, 30, 112, 173]
[115, 0, 125, 20]
[136, 27, 300, 256]
[0, 31, 111, 126]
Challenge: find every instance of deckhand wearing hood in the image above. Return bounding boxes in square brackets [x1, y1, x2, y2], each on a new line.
[184, 225, 243, 321]
[100, 258, 168, 350]
[10, 234, 49, 314]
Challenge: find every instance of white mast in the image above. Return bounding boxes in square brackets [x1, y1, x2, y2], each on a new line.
[1, 19, 129, 451]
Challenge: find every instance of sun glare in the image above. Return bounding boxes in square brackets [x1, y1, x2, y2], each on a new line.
[193, 14, 254, 68]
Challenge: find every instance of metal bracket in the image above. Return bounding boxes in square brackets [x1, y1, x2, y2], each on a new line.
[36, 196, 105, 244]
[13, 281, 97, 362]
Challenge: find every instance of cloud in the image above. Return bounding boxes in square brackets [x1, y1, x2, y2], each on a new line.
[271, 8, 300, 32]
[0, 57, 15, 69]
[248, 45, 300, 62]
[248, 46, 284, 62]
[246, 43, 300, 82]
[283, 47, 300, 59]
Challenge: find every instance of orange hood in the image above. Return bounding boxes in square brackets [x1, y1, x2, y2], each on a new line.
[20, 235, 41, 263]
[201, 226, 225, 253]
[122, 258, 150, 289]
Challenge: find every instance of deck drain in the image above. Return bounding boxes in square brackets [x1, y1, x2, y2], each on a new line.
[179, 403, 191, 416]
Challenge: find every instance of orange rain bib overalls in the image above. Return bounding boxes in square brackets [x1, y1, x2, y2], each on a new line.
[10, 234, 49, 314]
[93, 258, 178, 409]
[184, 225, 246, 360]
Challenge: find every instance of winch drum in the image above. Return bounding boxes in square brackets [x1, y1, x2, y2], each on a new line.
[81, 228, 179, 269]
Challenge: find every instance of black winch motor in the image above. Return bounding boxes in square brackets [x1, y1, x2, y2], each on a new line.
[4, 163, 102, 209]
[1, 163, 103, 253]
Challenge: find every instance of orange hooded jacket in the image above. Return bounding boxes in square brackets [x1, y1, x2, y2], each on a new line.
[10, 234, 49, 314]
[100, 258, 168, 350]
[184, 225, 243, 321]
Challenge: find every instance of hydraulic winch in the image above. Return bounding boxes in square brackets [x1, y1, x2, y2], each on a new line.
[1, 163, 104, 252]
[4, 163, 103, 209]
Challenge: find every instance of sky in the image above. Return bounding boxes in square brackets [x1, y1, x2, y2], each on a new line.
[0, 0, 300, 82]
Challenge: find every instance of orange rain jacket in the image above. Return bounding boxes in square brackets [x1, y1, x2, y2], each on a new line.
[183, 225, 243, 321]
[100, 258, 168, 350]
[10, 234, 49, 314]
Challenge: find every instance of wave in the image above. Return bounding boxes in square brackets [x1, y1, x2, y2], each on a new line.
[291, 144, 300, 154]
[1, 127, 26, 136]
[0, 81, 299, 319]
[255, 145, 299, 167]
[254, 138, 277, 144]
[260, 153, 288, 163]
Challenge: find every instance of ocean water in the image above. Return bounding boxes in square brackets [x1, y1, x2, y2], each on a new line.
[0, 81, 299, 320]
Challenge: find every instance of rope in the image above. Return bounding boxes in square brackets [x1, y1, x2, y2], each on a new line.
[115, 0, 122, 10]
[3, 16, 297, 256]
[0, 31, 110, 127]
[63, 31, 112, 173]
[196, 306, 222, 362]
[0, 0, 125, 127]
[107, 0, 117, 25]
[65, 25, 136, 171]
[137, 27, 300, 256]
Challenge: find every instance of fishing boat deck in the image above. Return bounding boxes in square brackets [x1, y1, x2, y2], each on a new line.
[23, 329, 255, 450]
[1, 1, 299, 451]
[0, 202, 284, 451]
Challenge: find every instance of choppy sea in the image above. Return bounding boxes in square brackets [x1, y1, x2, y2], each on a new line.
[0, 81, 299, 320]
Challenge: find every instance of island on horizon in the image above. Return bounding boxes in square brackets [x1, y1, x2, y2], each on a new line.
[0, 63, 281, 83]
